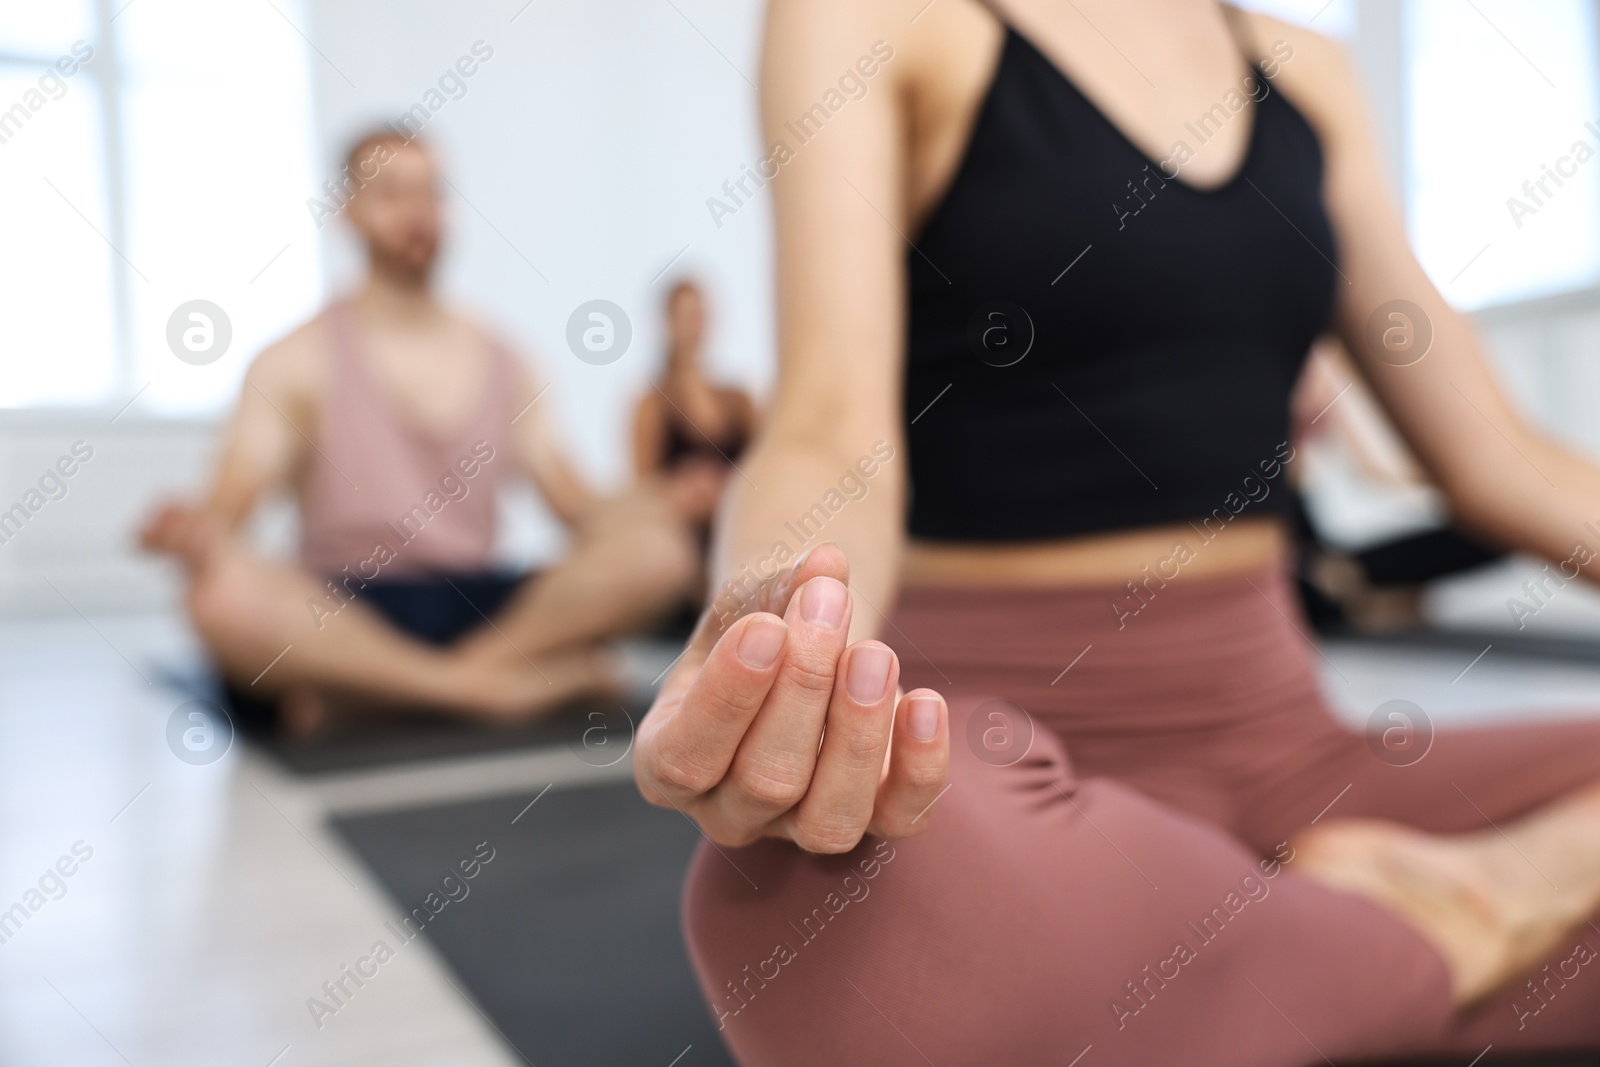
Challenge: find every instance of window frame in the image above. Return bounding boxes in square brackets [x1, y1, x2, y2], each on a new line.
[1364, 0, 1600, 328]
[0, 0, 142, 416]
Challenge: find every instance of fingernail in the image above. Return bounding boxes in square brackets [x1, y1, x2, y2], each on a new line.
[737, 619, 786, 669]
[909, 696, 940, 741]
[846, 644, 892, 704]
[800, 577, 847, 629]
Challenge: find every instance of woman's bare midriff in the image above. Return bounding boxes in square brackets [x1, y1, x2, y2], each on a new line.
[902, 517, 1289, 587]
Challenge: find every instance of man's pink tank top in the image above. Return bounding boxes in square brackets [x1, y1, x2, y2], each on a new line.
[297, 301, 515, 578]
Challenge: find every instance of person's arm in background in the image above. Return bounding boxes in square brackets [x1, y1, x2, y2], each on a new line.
[1273, 15, 1600, 578]
[139, 330, 314, 564]
[1297, 339, 1425, 486]
[724, 386, 761, 452]
[634, 0, 950, 854]
[632, 390, 667, 480]
[505, 354, 599, 527]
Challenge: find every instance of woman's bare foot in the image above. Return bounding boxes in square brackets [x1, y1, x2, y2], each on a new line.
[1292, 796, 1600, 1006]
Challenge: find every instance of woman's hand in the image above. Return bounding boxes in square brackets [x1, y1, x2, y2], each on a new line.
[661, 458, 729, 524]
[634, 543, 950, 853]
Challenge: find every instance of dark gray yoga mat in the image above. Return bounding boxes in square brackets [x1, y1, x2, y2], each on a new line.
[330, 780, 1599, 1067]
[259, 699, 615, 775]
[331, 779, 735, 1067]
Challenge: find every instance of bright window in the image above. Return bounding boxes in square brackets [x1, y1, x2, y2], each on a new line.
[1404, 0, 1600, 309]
[1236, 0, 1356, 39]
[0, 63, 118, 407]
[0, 0, 324, 415]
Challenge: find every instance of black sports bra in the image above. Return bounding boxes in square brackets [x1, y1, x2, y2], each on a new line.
[662, 412, 750, 469]
[903, 8, 1337, 541]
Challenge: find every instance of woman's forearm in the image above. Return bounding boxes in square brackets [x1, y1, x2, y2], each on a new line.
[706, 424, 905, 642]
[1448, 432, 1600, 587]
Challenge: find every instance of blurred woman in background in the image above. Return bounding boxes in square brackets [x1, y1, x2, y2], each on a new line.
[633, 279, 758, 538]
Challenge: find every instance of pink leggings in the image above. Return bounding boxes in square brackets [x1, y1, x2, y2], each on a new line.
[682, 564, 1600, 1065]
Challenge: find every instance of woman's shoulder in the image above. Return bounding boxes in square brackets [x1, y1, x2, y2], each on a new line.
[1237, 8, 1370, 153]
[762, 0, 992, 83]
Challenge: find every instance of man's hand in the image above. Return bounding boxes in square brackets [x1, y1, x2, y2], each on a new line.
[138, 499, 223, 569]
[634, 543, 949, 853]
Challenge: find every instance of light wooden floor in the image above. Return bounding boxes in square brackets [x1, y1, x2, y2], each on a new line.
[1, 610, 1598, 1065]
[0, 612, 641, 1067]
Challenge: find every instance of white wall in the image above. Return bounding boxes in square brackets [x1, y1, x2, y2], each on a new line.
[309, 0, 775, 488]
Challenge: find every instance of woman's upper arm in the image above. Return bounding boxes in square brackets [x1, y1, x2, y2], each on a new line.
[633, 391, 665, 478]
[759, 0, 915, 455]
[1272, 18, 1535, 499]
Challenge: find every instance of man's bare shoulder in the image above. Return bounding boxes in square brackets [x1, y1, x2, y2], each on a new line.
[451, 307, 514, 351]
[245, 310, 335, 400]
[454, 308, 543, 385]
